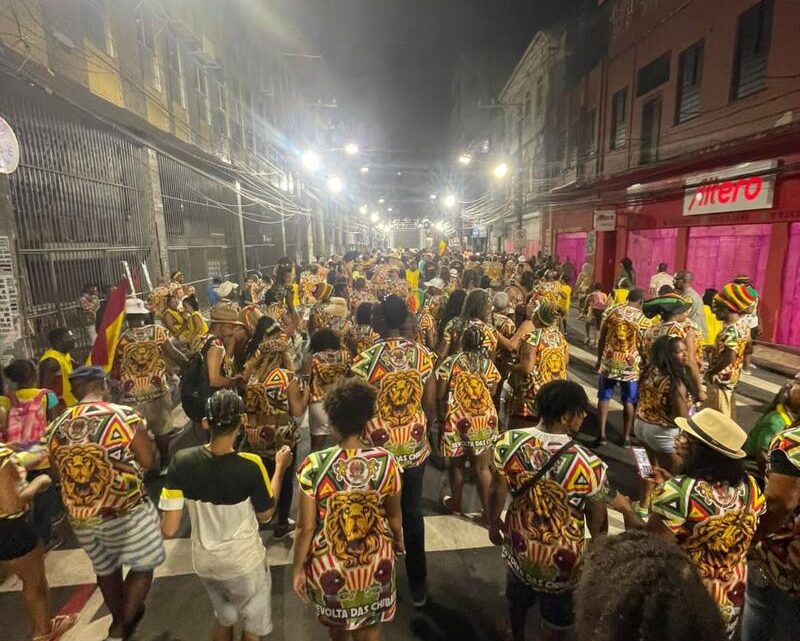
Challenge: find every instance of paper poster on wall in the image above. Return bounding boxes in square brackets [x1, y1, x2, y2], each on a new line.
[0, 237, 19, 347]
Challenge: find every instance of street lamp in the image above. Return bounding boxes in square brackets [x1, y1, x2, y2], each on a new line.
[443, 193, 457, 208]
[493, 162, 510, 179]
[429, 193, 437, 200]
[360, 166, 369, 174]
[387, 207, 393, 212]
[434, 220, 445, 232]
[301, 150, 321, 173]
[345, 142, 359, 156]
[370, 211, 380, 223]
[327, 175, 344, 194]
[359, 205, 368, 215]
[458, 153, 472, 166]
[378, 198, 385, 204]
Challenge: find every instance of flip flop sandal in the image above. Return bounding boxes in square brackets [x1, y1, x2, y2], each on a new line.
[32, 613, 78, 641]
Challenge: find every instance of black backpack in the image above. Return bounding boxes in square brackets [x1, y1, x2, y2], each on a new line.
[180, 337, 216, 423]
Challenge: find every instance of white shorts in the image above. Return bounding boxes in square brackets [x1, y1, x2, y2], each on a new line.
[308, 402, 331, 436]
[202, 562, 273, 636]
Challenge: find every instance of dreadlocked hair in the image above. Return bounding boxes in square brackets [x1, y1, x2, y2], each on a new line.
[206, 389, 245, 435]
[460, 325, 483, 353]
[650, 336, 698, 400]
[575, 532, 726, 641]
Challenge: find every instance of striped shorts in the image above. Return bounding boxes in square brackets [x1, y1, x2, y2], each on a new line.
[73, 502, 166, 577]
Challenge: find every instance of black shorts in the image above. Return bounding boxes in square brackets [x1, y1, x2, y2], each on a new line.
[0, 516, 38, 561]
[506, 570, 574, 629]
[591, 308, 603, 328]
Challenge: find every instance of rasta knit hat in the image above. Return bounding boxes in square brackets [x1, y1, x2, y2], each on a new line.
[642, 293, 692, 319]
[714, 282, 758, 313]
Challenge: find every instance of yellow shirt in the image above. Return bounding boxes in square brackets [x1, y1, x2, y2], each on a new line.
[38, 349, 76, 407]
[703, 305, 722, 347]
[559, 284, 572, 315]
[612, 288, 629, 305]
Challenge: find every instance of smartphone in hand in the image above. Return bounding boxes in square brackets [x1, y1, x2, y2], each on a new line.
[631, 446, 655, 480]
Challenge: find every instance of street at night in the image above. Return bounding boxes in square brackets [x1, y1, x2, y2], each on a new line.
[1, 1, 800, 641]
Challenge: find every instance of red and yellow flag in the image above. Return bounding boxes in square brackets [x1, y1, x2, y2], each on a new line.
[86, 278, 129, 373]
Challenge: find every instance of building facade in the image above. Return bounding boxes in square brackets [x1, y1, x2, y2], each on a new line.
[498, 0, 800, 347]
[0, 0, 342, 356]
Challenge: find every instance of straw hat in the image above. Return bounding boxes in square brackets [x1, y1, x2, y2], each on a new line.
[208, 301, 245, 326]
[217, 281, 239, 299]
[674, 408, 747, 459]
[324, 297, 349, 318]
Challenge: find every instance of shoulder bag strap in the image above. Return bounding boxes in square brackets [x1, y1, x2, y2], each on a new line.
[510, 439, 574, 499]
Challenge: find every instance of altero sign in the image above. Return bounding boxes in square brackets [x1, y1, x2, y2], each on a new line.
[683, 160, 776, 216]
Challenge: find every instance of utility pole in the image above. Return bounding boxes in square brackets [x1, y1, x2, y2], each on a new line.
[514, 102, 524, 229]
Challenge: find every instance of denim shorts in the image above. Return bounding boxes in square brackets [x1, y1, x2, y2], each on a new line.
[597, 375, 639, 404]
[506, 570, 574, 629]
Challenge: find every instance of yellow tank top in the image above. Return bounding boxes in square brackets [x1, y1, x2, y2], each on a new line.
[164, 308, 184, 337]
[38, 349, 76, 407]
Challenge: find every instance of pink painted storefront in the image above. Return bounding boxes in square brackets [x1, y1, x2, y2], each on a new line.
[618, 168, 800, 347]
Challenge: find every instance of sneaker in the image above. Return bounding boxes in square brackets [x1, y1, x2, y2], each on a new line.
[591, 436, 607, 448]
[410, 584, 427, 608]
[273, 520, 296, 541]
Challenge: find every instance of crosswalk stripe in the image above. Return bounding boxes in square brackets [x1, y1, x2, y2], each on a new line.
[0, 511, 626, 593]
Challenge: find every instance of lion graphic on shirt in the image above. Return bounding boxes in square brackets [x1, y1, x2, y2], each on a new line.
[454, 371, 492, 416]
[325, 491, 387, 568]
[52, 443, 113, 517]
[377, 370, 422, 426]
[120, 342, 161, 379]
[683, 510, 757, 581]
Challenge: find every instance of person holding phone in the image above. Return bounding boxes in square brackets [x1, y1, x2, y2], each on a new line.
[634, 336, 698, 472]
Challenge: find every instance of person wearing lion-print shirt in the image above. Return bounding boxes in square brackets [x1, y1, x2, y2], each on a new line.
[351, 294, 435, 609]
[489, 380, 609, 641]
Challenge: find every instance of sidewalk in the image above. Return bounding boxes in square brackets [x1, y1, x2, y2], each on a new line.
[753, 343, 800, 378]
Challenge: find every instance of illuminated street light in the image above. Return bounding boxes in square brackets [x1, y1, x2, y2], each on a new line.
[345, 142, 359, 156]
[370, 211, 380, 223]
[434, 220, 445, 232]
[360, 166, 369, 173]
[359, 205, 368, 215]
[301, 150, 321, 172]
[378, 198, 385, 204]
[493, 162, 510, 179]
[458, 153, 472, 166]
[429, 194, 437, 200]
[443, 193, 457, 208]
[327, 175, 344, 194]
[397, 171, 403, 176]
[387, 207, 393, 212]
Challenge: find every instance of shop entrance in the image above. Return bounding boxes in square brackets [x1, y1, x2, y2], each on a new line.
[686, 223, 770, 296]
[626, 228, 678, 291]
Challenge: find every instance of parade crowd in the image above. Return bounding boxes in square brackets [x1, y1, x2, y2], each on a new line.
[1, 248, 799, 641]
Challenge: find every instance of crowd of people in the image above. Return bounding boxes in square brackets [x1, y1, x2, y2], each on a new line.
[0, 248, 798, 641]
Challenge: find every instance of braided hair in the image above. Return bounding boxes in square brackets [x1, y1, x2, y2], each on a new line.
[650, 336, 698, 400]
[205, 389, 245, 435]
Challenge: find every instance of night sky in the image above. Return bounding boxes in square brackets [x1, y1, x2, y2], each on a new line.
[272, 0, 576, 160]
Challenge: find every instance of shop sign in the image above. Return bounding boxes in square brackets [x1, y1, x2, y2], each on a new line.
[683, 160, 776, 216]
[593, 210, 616, 231]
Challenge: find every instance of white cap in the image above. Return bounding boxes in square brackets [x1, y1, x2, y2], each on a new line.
[424, 277, 446, 290]
[518, 255, 528, 263]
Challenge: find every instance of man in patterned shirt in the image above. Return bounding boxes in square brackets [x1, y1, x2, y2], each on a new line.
[490, 380, 609, 641]
[113, 298, 188, 470]
[45, 366, 164, 641]
[744, 425, 800, 641]
[705, 282, 756, 419]
[595, 288, 648, 446]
